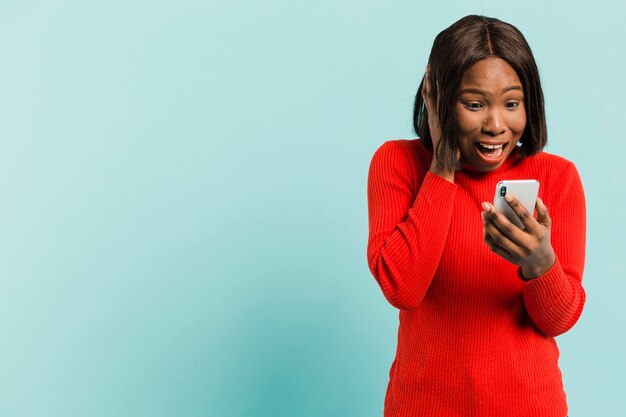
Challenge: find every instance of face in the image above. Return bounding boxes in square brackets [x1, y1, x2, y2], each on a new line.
[455, 57, 526, 172]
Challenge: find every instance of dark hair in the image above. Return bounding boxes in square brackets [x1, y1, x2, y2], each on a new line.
[413, 15, 547, 170]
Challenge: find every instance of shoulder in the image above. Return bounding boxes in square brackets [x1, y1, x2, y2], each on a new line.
[368, 139, 432, 192]
[517, 151, 584, 202]
[370, 139, 432, 173]
[518, 150, 580, 180]
[524, 150, 574, 168]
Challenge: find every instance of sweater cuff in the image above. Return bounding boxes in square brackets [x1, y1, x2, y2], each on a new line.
[521, 257, 585, 336]
[522, 258, 567, 291]
[522, 258, 578, 321]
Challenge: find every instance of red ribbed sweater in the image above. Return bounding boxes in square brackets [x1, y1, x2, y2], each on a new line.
[366, 139, 586, 417]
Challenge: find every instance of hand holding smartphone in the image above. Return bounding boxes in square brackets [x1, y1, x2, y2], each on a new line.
[493, 180, 540, 230]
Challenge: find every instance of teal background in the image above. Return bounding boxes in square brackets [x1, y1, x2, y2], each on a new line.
[1, 1, 623, 416]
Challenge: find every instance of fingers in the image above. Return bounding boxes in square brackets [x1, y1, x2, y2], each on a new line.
[421, 66, 428, 98]
[421, 66, 433, 106]
[483, 229, 517, 264]
[482, 208, 526, 258]
[481, 202, 526, 247]
[535, 197, 552, 229]
[503, 193, 540, 234]
[422, 65, 444, 167]
[482, 198, 554, 271]
[422, 66, 438, 106]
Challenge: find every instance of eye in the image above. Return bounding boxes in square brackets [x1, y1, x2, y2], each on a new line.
[505, 101, 521, 110]
[463, 102, 483, 111]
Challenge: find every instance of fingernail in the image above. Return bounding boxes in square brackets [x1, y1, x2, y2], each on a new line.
[504, 193, 513, 202]
[481, 202, 490, 212]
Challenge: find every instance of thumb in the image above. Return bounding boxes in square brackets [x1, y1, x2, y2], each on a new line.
[535, 197, 552, 229]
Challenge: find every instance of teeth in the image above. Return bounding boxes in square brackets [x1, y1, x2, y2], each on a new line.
[479, 143, 504, 150]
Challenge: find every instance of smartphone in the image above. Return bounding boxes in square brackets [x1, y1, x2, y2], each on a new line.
[493, 180, 540, 230]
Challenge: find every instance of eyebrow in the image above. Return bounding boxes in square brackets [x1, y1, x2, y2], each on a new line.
[458, 85, 523, 96]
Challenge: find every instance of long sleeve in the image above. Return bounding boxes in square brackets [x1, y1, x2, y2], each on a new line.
[522, 162, 587, 337]
[370, 142, 580, 416]
[366, 141, 457, 310]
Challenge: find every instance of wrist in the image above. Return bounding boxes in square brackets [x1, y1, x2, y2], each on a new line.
[430, 160, 454, 183]
[521, 253, 556, 280]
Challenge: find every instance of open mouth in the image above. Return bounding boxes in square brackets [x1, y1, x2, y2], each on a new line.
[474, 142, 508, 162]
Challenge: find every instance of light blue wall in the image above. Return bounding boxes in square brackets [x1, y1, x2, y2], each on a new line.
[1, 1, 623, 416]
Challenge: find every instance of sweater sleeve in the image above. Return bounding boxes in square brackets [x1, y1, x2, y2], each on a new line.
[366, 141, 457, 310]
[522, 162, 587, 337]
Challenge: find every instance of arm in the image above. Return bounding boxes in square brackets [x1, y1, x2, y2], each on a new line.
[366, 141, 457, 310]
[522, 163, 586, 337]
[481, 162, 586, 336]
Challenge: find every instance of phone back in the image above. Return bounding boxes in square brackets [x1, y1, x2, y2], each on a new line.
[493, 180, 540, 230]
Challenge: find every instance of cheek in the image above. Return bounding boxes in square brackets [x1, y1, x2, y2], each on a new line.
[509, 109, 527, 134]
[456, 111, 482, 135]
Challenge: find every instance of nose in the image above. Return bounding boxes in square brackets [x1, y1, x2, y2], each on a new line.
[481, 108, 506, 136]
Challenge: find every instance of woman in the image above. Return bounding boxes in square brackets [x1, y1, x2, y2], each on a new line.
[366, 15, 585, 417]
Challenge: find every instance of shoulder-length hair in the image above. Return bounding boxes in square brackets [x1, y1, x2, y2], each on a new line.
[413, 15, 547, 171]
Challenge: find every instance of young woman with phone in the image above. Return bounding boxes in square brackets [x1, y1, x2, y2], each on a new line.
[366, 15, 584, 417]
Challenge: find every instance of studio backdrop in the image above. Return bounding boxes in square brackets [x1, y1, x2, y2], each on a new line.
[0, 1, 623, 416]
